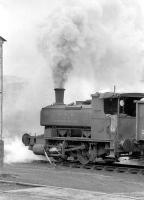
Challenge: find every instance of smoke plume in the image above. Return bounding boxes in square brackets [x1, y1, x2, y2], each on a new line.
[39, 0, 144, 91]
[38, 7, 87, 88]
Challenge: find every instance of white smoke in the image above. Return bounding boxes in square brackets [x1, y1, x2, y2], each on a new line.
[39, 0, 144, 91]
[3, 75, 47, 163]
[4, 137, 39, 163]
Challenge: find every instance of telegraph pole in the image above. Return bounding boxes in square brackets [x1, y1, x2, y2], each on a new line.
[0, 36, 6, 167]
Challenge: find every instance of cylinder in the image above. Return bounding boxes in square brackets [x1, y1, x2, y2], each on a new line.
[33, 144, 45, 155]
[54, 88, 65, 104]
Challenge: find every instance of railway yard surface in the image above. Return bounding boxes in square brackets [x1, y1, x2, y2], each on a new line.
[1, 161, 144, 199]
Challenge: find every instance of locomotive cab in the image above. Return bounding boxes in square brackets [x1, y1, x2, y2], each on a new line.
[102, 93, 144, 156]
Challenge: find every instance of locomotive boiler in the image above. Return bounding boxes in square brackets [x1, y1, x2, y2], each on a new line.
[22, 88, 144, 164]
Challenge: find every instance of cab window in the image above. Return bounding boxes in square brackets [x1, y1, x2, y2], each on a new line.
[119, 97, 140, 117]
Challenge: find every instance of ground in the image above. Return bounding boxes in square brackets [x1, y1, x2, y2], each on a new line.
[0, 161, 144, 199]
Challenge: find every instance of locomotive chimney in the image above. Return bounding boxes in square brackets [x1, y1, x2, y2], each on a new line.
[54, 88, 65, 104]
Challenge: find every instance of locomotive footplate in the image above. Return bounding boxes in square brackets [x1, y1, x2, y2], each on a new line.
[44, 136, 112, 143]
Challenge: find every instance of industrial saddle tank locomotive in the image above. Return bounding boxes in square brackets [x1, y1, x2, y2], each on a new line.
[22, 88, 144, 164]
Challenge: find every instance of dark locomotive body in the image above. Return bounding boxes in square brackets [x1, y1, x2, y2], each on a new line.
[22, 88, 144, 164]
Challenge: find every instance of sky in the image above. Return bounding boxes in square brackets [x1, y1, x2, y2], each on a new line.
[1, 0, 144, 90]
[0, 0, 58, 77]
[1, 0, 144, 136]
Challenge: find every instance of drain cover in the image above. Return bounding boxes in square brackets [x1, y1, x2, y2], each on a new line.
[0, 173, 18, 178]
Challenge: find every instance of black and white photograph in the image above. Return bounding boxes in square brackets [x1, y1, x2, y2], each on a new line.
[1, 0, 144, 199]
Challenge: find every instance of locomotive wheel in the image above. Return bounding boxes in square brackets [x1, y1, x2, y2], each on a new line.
[77, 150, 89, 165]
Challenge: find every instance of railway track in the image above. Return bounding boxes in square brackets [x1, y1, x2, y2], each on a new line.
[43, 159, 144, 175]
[7, 158, 144, 176]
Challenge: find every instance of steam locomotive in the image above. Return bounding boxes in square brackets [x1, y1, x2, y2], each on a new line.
[22, 88, 144, 164]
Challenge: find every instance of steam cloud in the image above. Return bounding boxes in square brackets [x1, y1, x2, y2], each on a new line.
[3, 76, 44, 163]
[4, 137, 40, 163]
[39, 0, 144, 91]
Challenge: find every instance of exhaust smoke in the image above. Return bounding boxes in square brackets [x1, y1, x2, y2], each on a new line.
[39, 0, 144, 91]
[38, 7, 87, 88]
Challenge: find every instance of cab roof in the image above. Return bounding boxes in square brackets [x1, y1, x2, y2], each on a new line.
[98, 92, 144, 99]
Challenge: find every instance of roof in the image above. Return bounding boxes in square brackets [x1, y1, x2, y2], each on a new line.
[99, 92, 144, 99]
[119, 93, 144, 98]
[0, 36, 6, 42]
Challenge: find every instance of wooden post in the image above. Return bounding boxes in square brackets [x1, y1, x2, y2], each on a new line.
[0, 36, 6, 167]
[0, 140, 4, 167]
